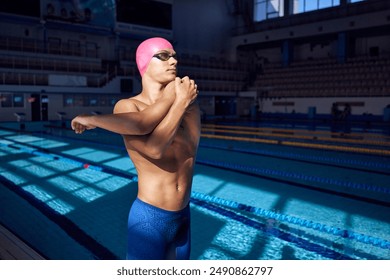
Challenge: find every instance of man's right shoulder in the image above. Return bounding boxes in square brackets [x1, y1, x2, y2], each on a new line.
[113, 97, 141, 113]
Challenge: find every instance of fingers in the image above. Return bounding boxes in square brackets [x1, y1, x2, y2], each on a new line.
[179, 76, 198, 91]
[189, 79, 198, 95]
[175, 77, 181, 87]
[71, 119, 76, 131]
[71, 117, 87, 134]
[180, 76, 196, 88]
[194, 82, 198, 93]
[73, 122, 86, 134]
[181, 76, 190, 83]
[188, 78, 198, 93]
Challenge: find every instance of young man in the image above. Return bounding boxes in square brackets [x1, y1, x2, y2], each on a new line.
[71, 37, 201, 259]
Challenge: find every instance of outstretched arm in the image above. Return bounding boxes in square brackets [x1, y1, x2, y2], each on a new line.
[122, 77, 199, 159]
[71, 81, 176, 135]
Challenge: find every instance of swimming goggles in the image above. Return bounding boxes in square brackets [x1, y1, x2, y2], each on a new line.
[153, 52, 177, 61]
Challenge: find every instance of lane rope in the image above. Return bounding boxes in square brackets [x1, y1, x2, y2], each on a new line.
[191, 192, 390, 250]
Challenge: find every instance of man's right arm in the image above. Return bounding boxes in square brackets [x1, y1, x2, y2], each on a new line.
[120, 77, 198, 159]
[71, 82, 176, 135]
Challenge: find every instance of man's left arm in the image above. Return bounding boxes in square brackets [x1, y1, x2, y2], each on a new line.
[181, 102, 201, 152]
[122, 79, 199, 159]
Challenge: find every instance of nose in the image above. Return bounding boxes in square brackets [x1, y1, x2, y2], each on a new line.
[169, 57, 177, 65]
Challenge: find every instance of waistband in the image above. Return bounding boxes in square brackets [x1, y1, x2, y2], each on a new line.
[134, 197, 190, 216]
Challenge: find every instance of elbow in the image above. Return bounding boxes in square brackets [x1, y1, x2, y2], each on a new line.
[134, 118, 154, 135]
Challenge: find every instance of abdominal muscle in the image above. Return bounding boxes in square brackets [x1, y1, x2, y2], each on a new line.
[128, 146, 195, 211]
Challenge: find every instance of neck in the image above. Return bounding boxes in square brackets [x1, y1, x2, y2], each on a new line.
[140, 76, 167, 104]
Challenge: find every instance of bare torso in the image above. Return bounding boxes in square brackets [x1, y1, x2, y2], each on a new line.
[121, 96, 200, 211]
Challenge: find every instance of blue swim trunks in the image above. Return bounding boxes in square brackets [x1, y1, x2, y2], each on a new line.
[126, 198, 191, 260]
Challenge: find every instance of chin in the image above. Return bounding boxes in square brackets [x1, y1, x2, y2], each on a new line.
[167, 75, 177, 81]
[161, 78, 175, 86]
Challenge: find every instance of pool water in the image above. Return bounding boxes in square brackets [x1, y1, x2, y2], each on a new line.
[0, 121, 389, 260]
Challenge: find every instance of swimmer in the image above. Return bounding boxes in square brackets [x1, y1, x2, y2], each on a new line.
[71, 37, 201, 259]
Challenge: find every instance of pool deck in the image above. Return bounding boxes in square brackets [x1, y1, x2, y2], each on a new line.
[0, 223, 45, 260]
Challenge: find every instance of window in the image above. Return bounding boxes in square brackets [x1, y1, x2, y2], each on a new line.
[254, 0, 366, 19]
[254, 0, 284, 22]
[293, 0, 340, 14]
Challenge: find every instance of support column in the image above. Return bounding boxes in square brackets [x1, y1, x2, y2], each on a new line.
[282, 39, 293, 67]
[337, 32, 347, 64]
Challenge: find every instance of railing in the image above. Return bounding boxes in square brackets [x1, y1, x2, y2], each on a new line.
[0, 36, 99, 58]
[0, 53, 103, 74]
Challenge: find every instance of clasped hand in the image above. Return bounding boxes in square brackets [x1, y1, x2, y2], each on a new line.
[175, 76, 198, 107]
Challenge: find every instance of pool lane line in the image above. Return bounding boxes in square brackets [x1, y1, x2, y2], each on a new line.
[201, 133, 390, 156]
[202, 123, 390, 141]
[1, 137, 389, 250]
[191, 198, 355, 260]
[196, 159, 390, 205]
[191, 192, 390, 251]
[202, 127, 390, 148]
[199, 142, 390, 175]
[283, 140, 390, 156]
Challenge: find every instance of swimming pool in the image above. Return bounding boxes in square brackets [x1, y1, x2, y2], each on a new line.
[0, 120, 389, 260]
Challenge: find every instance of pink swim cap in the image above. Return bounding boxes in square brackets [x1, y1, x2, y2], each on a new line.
[136, 37, 174, 76]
